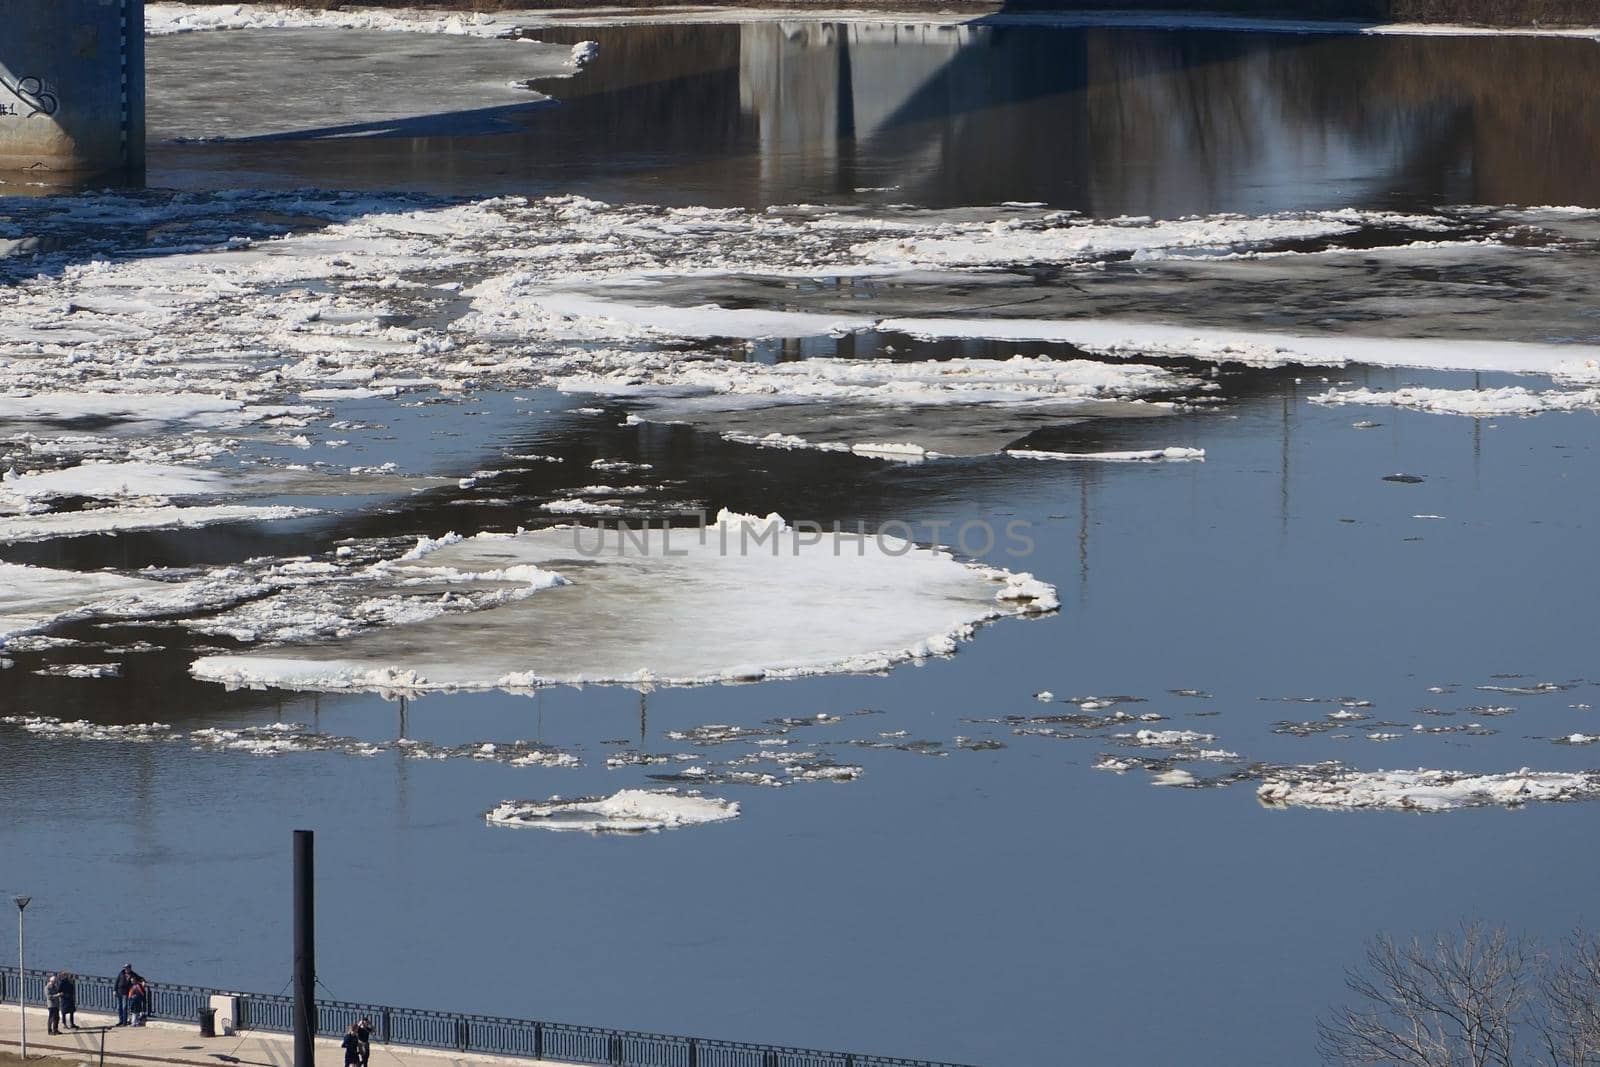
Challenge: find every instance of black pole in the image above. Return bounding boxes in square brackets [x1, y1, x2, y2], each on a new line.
[293, 829, 316, 1067]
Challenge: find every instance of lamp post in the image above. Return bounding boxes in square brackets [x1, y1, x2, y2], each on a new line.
[14, 895, 31, 1060]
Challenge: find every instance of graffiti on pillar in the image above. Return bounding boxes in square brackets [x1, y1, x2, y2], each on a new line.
[0, 74, 60, 119]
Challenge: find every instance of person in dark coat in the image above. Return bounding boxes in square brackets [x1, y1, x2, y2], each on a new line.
[342, 1024, 363, 1067]
[115, 964, 143, 1026]
[59, 971, 78, 1029]
[45, 973, 61, 1036]
[355, 1017, 375, 1067]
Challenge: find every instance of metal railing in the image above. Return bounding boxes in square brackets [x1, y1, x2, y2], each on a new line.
[0, 967, 977, 1067]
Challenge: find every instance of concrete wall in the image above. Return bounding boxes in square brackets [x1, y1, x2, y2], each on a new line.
[0, 0, 145, 174]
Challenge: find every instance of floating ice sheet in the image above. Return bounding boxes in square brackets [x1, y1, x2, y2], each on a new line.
[0, 563, 204, 646]
[1257, 768, 1600, 812]
[0, 462, 231, 504]
[0, 504, 315, 544]
[847, 210, 1436, 269]
[191, 510, 1057, 693]
[486, 789, 739, 833]
[145, 4, 522, 38]
[1311, 385, 1600, 417]
[882, 318, 1600, 374]
[148, 28, 575, 143]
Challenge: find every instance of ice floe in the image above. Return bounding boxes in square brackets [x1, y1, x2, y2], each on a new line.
[190, 510, 1057, 693]
[1, 462, 231, 505]
[6, 190, 1595, 491]
[882, 319, 1600, 375]
[1257, 768, 1600, 812]
[0, 504, 315, 543]
[0, 562, 243, 647]
[146, 4, 522, 38]
[486, 789, 738, 833]
[1, 716, 173, 742]
[849, 210, 1410, 269]
[33, 663, 122, 680]
[2, 715, 581, 767]
[1006, 447, 1204, 462]
[148, 25, 578, 144]
[558, 354, 1192, 458]
[1312, 385, 1600, 417]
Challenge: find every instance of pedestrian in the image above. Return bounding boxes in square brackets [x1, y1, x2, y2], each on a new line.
[355, 1016, 374, 1067]
[115, 964, 143, 1026]
[341, 1024, 362, 1067]
[59, 971, 78, 1029]
[128, 977, 148, 1026]
[45, 972, 61, 1036]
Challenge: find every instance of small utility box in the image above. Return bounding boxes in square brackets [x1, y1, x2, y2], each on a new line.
[208, 994, 241, 1036]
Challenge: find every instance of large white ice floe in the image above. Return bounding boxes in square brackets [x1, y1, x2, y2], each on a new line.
[0, 564, 189, 646]
[486, 789, 739, 833]
[0, 504, 315, 544]
[847, 210, 1431, 269]
[145, 3, 521, 38]
[0, 393, 261, 427]
[0, 462, 231, 505]
[146, 26, 579, 144]
[190, 510, 1057, 693]
[880, 319, 1600, 374]
[1310, 385, 1600, 417]
[1256, 767, 1600, 812]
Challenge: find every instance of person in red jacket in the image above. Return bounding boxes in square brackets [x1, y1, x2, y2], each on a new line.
[128, 978, 149, 1026]
[115, 965, 144, 1026]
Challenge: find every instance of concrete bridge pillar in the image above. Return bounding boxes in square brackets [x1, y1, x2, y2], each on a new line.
[0, 0, 145, 176]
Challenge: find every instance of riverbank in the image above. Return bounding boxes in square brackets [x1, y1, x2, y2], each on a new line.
[177, 0, 1600, 29]
[0, 1007, 589, 1067]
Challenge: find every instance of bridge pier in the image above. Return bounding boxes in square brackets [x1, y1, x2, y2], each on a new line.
[0, 0, 145, 176]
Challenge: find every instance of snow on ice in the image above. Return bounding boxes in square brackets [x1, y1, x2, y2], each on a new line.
[486, 789, 739, 833]
[6, 193, 1596, 484]
[1311, 385, 1600, 417]
[0, 563, 214, 647]
[190, 510, 1057, 693]
[1257, 768, 1600, 812]
[145, 4, 522, 38]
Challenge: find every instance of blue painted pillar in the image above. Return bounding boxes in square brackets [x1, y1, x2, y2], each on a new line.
[0, 0, 145, 175]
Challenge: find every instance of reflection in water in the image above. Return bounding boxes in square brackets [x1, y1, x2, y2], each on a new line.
[151, 22, 1600, 213]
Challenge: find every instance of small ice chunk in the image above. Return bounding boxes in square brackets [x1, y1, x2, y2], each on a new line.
[485, 789, 738, 833]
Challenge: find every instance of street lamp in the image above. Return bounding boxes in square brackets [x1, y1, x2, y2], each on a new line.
[14, 896, 30, 1061]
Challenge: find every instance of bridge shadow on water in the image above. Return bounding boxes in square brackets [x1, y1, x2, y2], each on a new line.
[5, 10, 1600, 280]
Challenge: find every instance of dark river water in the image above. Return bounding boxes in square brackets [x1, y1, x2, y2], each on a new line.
[151, 19, 1600, 213]
[3, 16, 1600, 1067]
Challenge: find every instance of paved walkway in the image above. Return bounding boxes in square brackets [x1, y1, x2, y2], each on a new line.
[0, 1007, 581, 1067]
